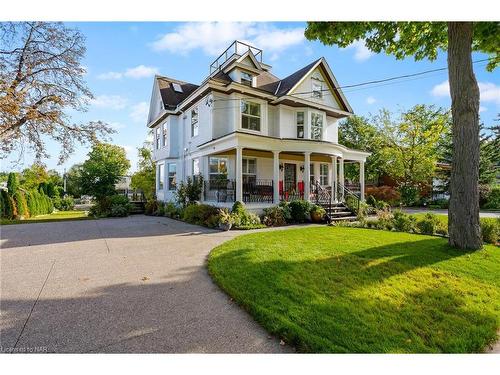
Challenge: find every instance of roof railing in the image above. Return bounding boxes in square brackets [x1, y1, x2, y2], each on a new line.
[209, 40, 263, 74]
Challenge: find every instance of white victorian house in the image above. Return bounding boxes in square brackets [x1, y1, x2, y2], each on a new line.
[146, 41, 369, 213]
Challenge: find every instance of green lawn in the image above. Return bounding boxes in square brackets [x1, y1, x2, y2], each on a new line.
[208, 227, 500, 353]
[1, 210, 91, 225]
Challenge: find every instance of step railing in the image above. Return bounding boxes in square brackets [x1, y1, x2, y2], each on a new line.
[336, 182, 361, 214]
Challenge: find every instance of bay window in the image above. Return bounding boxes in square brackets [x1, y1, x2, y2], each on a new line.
[241, 100, 261, 131]
[157, 163, 164, 190]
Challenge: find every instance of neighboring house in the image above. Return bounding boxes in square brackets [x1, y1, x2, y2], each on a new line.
[146, 41, 369, 210]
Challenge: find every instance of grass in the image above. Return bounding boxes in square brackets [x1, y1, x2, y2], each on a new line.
[1, 210, 91, 225]
[208, 227, 500, 353]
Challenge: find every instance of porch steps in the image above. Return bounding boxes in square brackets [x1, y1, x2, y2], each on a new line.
[129, 201, 145, 214]
[317, 202, 357, 222]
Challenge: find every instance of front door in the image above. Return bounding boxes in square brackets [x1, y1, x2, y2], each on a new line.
[284, 163, 296, 192]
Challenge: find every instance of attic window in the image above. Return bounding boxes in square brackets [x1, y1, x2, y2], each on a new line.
[240, 71, 253, 87]
[312, 82, 323, 99]
[172, 83, 183, 93]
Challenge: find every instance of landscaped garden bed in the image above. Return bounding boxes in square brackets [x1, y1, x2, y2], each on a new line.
[208, 226, 500, 353]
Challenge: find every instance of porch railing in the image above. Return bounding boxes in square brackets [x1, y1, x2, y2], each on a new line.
[280, 181, 304, 202]
[243, 179, 273, 203]
[336, 182, 361, 213]
[203, 178, 236, 203]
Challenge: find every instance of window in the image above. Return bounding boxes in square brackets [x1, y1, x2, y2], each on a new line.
[309, 163, 315, 185]
[172, 82, 183, 93]
[241, 100, 261, 131]
[191, 107, 199, 137]
[311, 113, 323, 140]
[209, 157, 228, 179]
[192, 158, 200, 176]
[242, 158, 257, 184]
[296, 111, 304, 138]
[240, 71, 253, 87]
[157, 163, 164, 190]
[168, 163, 177, 190]
[320, 164, 329, 186]
[312, 81, 323, 99]
[162, 123, 167, 147]
[155, 127, 161, 149]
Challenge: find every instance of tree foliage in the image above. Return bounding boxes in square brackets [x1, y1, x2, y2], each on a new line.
[7, 171, 19, 195]
[78, 143, 130, 201]
[0, 22, 114, 163]
[65, 163, 84, 198]
[130, 146, 156, 200]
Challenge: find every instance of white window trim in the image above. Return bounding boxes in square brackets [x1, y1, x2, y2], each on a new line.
[167, 163, 177, 191]
[240, 99, 262, 133]
[320, 163, 329, 186]
[310, 111, 324, 141]
[191, 107, 199, 138]
[155, 127, 161, 150]
[240, 71, 253, 87]
[157, 163, 164, 190]
[162, 123, 168, 148]
[208, 157, 228, 179]
[296, 111, 305, 139]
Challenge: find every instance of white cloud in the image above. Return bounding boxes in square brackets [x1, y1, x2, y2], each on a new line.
[97, 71, 123, 80]
[431, 80, 500, 106]
[479, 106, 488, 113]
[430, 80, 450, 97]
[97, 65, 159, 80]
[366, 96, 377, 105]
[91, 95, 128, 110]
[345, 40, 374, 62]
[150, 22, 305, 58]
[124, 65, 159, 79]
[130, 102, 149, 123]
[108, 121, 126, 130]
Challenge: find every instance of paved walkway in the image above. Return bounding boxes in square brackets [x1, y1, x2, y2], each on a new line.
[401, 208, 499, 218]
[0, 216, 292, 353]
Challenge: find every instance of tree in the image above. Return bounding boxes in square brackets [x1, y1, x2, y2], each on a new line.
[65, 163, 83, 198]
[0, 22, 114, 163]
[79, 143, 130, 203]
[339, 115, 387, 183]
[130, 146, 156, 200]
[19, 161, 49, 190]
[7, 171, 19, 195]
[305, 22, 499, 249]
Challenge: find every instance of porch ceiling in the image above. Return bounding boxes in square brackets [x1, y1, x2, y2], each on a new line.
[211, 148, 334, 162]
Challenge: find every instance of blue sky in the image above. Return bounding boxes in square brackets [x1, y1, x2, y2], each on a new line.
[3, 22, 499, 173]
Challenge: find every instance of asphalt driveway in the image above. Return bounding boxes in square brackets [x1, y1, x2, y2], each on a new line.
[0, 216, 290, 353]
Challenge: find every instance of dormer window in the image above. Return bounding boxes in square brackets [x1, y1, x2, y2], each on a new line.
[241, 71, 253, 87]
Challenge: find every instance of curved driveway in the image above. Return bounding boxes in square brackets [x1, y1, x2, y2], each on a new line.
[0, 216, 291, 353]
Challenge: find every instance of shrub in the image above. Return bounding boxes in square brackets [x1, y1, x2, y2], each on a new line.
[156, 201, 166, 216]
[416, 213, 440, 235]
[230, 201, 261, 228]
[430, 198, 449, 209]
[145, 199, 159, 215]
[392, 210, 416, 232]
[54, 196, 75, 211]
[482, 187, 500, 210]
[478, 184, 492, 208]
[7, 172, 18, 196]
[110, 205, 129, 217]
[14, 191, 29, 218]
[399, 185, 420, 206]
[1, 190, 14, 219]
[164, 201, 182, 218]
[480, 218, 499, 244]
[375, 208, 394, 230]
[289, 200, 312, 223]
[182, 204, 219, 227]
[262, 205, 288, 227]
[175, 175, 204, 207]
[365, 186, 400, 206]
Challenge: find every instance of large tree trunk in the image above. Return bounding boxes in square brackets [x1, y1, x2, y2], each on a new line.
[447, 22, 482, 250]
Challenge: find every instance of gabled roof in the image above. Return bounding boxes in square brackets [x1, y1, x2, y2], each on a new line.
[156, 76, 199, 110]
[273, 58, 322, 96]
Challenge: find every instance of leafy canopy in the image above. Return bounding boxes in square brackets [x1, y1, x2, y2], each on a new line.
[305, 22, 499, 70]
[79, 143, 130, 201]
[130, 146, 156, 200]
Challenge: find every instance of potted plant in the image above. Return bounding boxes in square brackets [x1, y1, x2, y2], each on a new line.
[217, 208, 234, 231]
[310, 205, 326, 223]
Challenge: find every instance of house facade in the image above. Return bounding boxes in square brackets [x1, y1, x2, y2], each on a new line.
[146, 41, 369, 210]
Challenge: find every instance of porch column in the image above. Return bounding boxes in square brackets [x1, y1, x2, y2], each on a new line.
[273, 150, 280, 203]
[236, 146, 243, 202]
[339, 157, 344, 201]
[360, 160, 365, 201]
[304, 152, 311, 201]
[331, 156, 337, 202]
